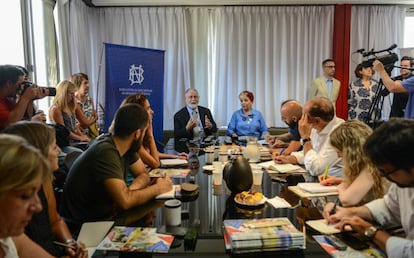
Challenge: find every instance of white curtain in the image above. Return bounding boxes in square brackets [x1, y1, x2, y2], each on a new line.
[62, 0, 191, 130]
[209, 6, 334, 128]
[350, 5, 405, 119]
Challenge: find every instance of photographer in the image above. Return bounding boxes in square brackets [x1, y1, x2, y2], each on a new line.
[373, 59, 414, 119]
[0, 65, 49, 130]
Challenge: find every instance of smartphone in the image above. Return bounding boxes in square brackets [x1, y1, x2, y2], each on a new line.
[340, 231, 369, 250]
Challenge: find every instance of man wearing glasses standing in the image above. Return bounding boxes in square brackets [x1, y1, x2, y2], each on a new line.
[324, 118, 414, 258]
[308, 59, 341, 107]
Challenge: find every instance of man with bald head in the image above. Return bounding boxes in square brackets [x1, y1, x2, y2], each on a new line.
[270, 100, 303, 156]
[275, 97, 344, 177]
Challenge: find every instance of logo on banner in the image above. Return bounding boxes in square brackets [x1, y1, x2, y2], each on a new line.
[129, 64, 144, 85]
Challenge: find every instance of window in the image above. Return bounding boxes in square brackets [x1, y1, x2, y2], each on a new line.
[404, 10, 414, 47]
[0, 1, 24, 65]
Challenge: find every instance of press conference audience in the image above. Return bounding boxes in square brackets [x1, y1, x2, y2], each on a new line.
[0, 64, 49, 130]
[348, 63, 381, 123]
[227, 90, 269, 140]
[0, 134, 75, 258]
[61, 104, 172, 227]
[374, 59, 414, 119]
[308, 59, 341, 107]
[2, 121, 86, 257]
[325, 118, 414, 258]
[275, 97, 344, 178]
[71, 73, 99, 139]
[319, 120, 385, 210]
[121, 93, 188, 168]
[49, 80, 90, 152]
[269, 99, 302, 155]
[174, 88, 217, 152]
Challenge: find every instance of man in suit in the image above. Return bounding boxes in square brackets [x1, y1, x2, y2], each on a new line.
[174, 88, 217, 152]
[308, 59, 341, 107]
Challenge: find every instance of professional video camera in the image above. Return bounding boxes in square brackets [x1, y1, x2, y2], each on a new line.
[21, 81, 56, 96]
[359, 44, 398, 71]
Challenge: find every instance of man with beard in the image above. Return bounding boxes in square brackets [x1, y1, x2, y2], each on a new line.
[60, 104, 172, 228]
[269, 100, 303, 156]
[174, 88, 217, 152]
[324, 118, 414, 258]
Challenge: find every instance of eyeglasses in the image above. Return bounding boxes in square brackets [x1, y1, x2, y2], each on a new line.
[378, 167, 400, 177]
[323, 66, 336, 69]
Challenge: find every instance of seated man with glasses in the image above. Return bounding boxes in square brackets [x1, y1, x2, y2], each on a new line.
[324, 118, 414, 258]
[307, 59, 341, 107]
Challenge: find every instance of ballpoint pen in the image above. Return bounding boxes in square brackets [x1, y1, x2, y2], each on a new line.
[329, 198, 340, 215]
[279, 147, 286, 155]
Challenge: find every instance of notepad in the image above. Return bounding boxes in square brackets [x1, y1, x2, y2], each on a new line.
[288, 186, 338, 198]
[160, 159, 188, 167]
[297, 182, 338, 193]
[306, 219, 340, 234]
[155, 185, 180, 199]
[258, 160, 305, 173]
[77, 221, 114, 258]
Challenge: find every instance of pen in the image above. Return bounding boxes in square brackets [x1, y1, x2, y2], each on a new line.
[329, 198, 340, 215]
[279, 147, 286, 155]
[322, 165, 329, 180]
[53, 241, 88, 252]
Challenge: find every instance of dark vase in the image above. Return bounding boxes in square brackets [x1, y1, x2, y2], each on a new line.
[223, 156, 253, 194]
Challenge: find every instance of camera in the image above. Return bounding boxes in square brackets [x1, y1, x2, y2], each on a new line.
[22, 81, 56, 96]
[359, 44, 399, 71]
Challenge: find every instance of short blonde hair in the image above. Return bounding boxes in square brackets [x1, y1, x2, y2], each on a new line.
[0, 134, 50, 198]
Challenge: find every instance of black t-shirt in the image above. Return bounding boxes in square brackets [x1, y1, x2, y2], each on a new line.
[60, 135, 138, 222]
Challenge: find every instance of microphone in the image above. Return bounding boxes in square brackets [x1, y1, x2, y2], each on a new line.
[386, 43, 397, 51]
[353, 48, 365, 54]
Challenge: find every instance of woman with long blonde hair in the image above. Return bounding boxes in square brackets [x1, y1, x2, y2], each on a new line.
[320, 120, 385, 208]
[49, 80, 89, 147]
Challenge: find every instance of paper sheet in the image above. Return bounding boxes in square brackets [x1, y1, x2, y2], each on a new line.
[77, 221, 114, 258]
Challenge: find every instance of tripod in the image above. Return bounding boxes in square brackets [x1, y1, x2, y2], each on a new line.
[365, 64, 396, 129]
[365, 80, 386, 129]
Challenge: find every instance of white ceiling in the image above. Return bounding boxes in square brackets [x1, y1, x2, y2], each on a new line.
[89, 0, 414, 6]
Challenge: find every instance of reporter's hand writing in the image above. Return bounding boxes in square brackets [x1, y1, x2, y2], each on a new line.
[177, 152, 189, 160]
[318, 175, 342, 186]
[335, 215, 372, 235]
[325, 206, 352, 224]
[156, 176, 173, 194]
[65, 240, 88, 258]
[274, 155, 298, 164]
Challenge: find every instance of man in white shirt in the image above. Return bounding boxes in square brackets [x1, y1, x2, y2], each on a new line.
[325, 118, 414, 258]
[275, 97, 344, 177]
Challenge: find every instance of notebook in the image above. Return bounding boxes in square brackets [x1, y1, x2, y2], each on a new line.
[258, 160, 305, 173]
[77, 221, 114, 258]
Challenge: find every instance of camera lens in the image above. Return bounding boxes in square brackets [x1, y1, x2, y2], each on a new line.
[46, 87, 56, 96]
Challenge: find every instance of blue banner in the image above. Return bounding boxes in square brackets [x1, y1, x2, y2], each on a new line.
[105, 43, 165, 143]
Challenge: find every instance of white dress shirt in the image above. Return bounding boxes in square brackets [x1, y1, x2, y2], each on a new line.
[365, 184, 414, 258]
[291, 116, 344, 177]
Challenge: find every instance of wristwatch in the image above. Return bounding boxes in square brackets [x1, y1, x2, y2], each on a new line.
[300, 138, 311, 146]
[364, 226, 378, 239]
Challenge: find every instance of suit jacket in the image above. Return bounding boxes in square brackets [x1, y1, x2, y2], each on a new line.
[308, 76, 341, 104]
[174, 106, 217, 151]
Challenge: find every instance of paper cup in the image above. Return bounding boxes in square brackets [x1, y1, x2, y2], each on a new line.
[165, 199, 182, 226]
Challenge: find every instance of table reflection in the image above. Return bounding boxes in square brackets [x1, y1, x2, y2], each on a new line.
[107, 153, 328, 258]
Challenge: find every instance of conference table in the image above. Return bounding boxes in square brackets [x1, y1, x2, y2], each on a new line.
[93, 143, 330, 258]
